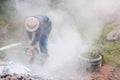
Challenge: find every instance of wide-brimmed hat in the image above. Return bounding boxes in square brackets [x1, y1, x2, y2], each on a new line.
[24, 17, 39, 32]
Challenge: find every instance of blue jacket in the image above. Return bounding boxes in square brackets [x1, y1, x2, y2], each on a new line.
[27, 15, 52, 46]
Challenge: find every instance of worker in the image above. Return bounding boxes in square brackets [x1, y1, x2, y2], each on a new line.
[24, 15, 52, 62]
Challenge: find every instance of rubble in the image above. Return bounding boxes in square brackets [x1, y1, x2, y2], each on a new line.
[0, 73, 48, 80]
[106, 26, 120, 41]
[0, 61, 48, 80]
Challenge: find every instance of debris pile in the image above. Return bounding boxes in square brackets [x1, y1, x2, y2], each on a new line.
[0, 61, 48, 80]
[106, 26, 120, 41]
[0, 73, 47, 80]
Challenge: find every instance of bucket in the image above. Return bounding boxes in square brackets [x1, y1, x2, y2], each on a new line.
[79, 54, 102, 71]
[89, 54, 102, 70]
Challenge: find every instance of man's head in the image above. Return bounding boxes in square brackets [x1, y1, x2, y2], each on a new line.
[24, 17, 39, 32]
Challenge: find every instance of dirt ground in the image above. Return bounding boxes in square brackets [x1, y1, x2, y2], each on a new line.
[90, 64, 120, 80]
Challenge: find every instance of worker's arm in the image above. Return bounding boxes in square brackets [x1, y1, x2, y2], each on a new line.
[27, 31, 32, 41]
[31, 28, 41, 46]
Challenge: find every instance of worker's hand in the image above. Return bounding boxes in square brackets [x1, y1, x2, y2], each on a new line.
[27, 49, 34, 63]
[28, 45, 35, 51]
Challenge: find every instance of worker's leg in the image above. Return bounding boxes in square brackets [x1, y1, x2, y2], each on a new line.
[39, 35, 48, 54]
[39, 23, 51, 54]
[39, 35, 48, 64]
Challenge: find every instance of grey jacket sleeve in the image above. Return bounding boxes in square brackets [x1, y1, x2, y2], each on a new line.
[27, 31, 32, 40]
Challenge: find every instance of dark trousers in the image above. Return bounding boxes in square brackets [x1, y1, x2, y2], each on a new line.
[39, 35, 48, 54]
[39, 20, 52, 54]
